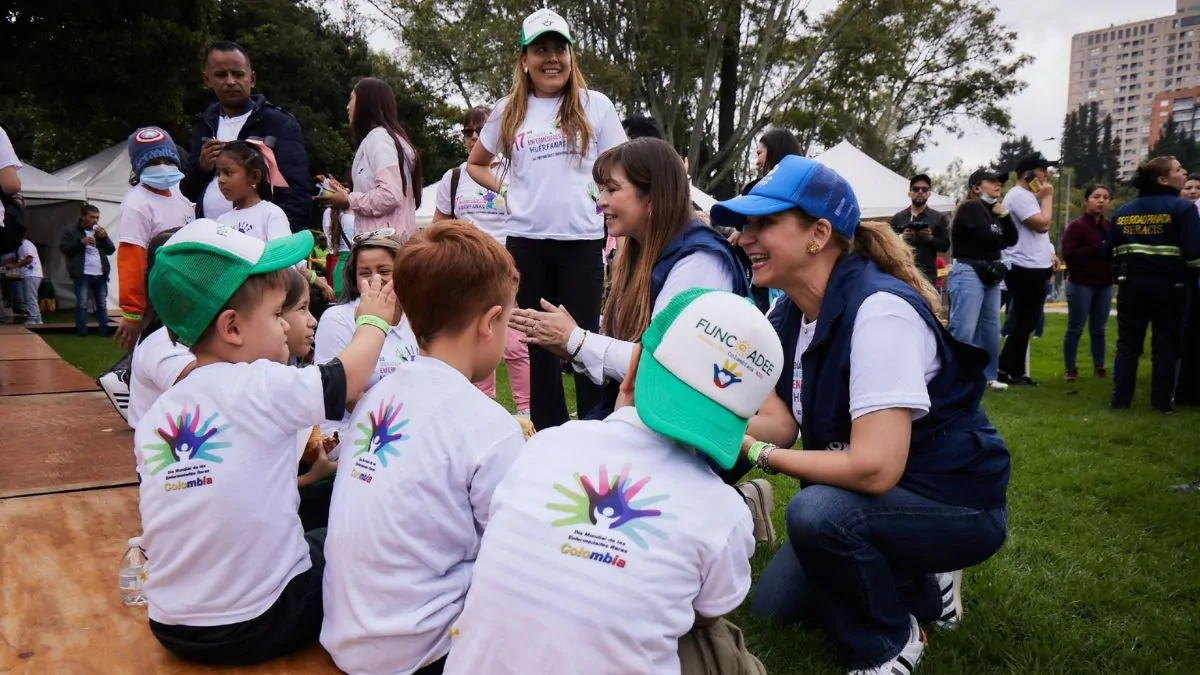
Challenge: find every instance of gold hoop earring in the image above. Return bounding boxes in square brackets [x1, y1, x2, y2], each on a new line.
[806, 240, 820, 255]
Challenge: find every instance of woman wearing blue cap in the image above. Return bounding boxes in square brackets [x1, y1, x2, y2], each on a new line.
[709, 156, 1011, 675]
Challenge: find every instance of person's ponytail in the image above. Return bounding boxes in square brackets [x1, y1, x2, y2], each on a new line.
[839, 220, 944, 322]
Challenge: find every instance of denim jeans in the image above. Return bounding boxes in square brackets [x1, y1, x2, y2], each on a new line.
[21, 276, 42, 323]
[1063, 281, 1111, 372]
[947, 262, 1002, 381]
[74, 275, 110, 336]
[750, 484, 1007, 669]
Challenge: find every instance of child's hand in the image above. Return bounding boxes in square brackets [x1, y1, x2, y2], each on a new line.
[355, 273, 397, 326]
[298, 446, 337, 487]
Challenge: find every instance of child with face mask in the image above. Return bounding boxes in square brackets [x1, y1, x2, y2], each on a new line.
[115, 127, 197, 351]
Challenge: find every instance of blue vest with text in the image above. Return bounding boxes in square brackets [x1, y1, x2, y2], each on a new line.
[768, 254, 1010, 509]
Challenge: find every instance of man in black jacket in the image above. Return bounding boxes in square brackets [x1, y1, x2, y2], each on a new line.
[59, 204, 115, 336]
[889, 173, 950, 287]
[180, 41, 311, 232]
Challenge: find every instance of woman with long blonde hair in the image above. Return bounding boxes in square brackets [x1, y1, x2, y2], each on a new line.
[711, 156, 1011, 675]
[466, 8, 627, 431]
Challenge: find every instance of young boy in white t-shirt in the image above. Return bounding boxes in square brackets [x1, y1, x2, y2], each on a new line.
[133, 218, 396, 666]
[444, 288, 779, 675]
[320, 222, 526, 675]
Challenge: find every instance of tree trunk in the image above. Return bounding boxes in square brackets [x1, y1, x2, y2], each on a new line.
[714, 0, 741, 199]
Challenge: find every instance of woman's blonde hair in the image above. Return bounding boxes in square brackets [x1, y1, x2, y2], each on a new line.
[496, 42, 593, 166]
[596, 139, 694, 341]
[804, 214, 943, 322]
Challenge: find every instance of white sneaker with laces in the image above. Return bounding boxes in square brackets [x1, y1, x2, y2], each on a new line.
[986, 379, 1008, 391]
[98, 371, 131, 424]
[934, 570, 963, 629]
[735, 479, 776, 546]
[848, 615, 925, 675]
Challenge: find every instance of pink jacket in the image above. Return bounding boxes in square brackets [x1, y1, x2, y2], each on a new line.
[349, 127, 418, 243]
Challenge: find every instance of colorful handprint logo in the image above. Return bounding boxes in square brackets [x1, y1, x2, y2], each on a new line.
[546, 463, 674, 550]
[353, 397, 410, 468]
[713, 360, 744, 389]
[477, 187, 505, 210]
[142, 406, 232, 476]
[587, 183, 603, 215]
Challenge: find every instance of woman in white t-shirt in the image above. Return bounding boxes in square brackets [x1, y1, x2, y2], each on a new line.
[466, 8, 627, 431]
[316, 77, 421, 245]
[434, 105, 530, 416]
[1, 239, 43, 324]
[313, 231, 418, 429]
[709, 156, 1011, 675]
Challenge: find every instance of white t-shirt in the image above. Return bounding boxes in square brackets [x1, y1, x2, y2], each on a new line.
[134, 360, 330, 626]
[202, 110, 253, 220]
[127, 327, 196, 429]
[313, 301, 419, 389]
[0, 125, 21, 171]
[573, 249, 736, 385]
[444, 407, 754, 675]
[790, 292, 940, 433]
[15, 240, 41, 278]
[322, 209, 356, 253]
[479, 91, 626, 241]
[82, 228, 104, 276]
[435, 162, 509, 243]
[116, 185, 196, 249]
[1002, 186, 1053, 269]
[320, 357, 525, 675]
[215, 200, 291, 243]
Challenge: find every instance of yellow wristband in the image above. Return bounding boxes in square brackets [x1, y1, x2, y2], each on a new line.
[355, 314, 389, 334]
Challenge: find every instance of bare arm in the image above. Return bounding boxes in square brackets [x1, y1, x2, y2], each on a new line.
[0, 166, 20, 195]
[466, 142, 501, 193]
[746, 390, 800, 448]
[759, 408, 911, 495]
[432, 209, 452, 224]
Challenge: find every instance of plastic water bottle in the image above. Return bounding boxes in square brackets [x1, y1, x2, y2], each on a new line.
[119, 537, 148, 606]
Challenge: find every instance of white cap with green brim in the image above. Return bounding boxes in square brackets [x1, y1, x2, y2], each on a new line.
[635, 288, 785, 469]
[149, 220, 314, 347]
[521, 8, 574, 47]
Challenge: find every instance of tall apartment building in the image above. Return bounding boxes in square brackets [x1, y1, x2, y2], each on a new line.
[1067, 0, 1200, 175]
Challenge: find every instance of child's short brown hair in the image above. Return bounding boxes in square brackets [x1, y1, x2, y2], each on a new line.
[395, 222, 519, 347]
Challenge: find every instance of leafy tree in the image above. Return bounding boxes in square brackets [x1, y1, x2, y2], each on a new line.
[1147, 116, 1200, 173]
[930, 157, 971, 199]
[1059, 102, 1122, 187]
[784, 0, 1032, 175]
[992, 135, 1036, 174]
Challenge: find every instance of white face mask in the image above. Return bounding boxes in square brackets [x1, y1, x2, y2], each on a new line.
[979, 192, 997, 205]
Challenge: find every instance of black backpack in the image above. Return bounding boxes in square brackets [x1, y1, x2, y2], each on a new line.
[0, 191, 27, 256]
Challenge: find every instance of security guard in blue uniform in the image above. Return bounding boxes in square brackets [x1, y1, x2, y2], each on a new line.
[1106, 155, 1200, 412]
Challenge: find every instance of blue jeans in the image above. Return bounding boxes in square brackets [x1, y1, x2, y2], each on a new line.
[21, 276, 42, 323]
[74, 275, 109, 336]
[947, 262, 1002, 381]
[751, 484, 1007, 669]
[1063, 281, 1111, 372]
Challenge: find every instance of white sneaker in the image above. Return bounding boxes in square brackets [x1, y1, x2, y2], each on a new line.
[934, 570, 963, 629]
[735, 479, 776, 546]
[848, 615, 925, 675]
[986, 379, 1008, 391]
[98, 371, 131, 424]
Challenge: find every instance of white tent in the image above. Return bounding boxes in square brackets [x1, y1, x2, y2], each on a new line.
[812, 141, 956, 218]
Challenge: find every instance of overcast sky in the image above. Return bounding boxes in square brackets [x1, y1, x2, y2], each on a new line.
[356, 0, 1179, 176]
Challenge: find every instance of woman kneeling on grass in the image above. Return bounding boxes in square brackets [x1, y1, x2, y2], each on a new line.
[710, 156, 1011, 675]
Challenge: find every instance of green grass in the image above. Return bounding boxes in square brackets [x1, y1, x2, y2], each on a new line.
[39, 333, 126, 379]
[43, 314, 1199, 673]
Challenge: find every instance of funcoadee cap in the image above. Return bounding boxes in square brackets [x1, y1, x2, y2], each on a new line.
[635, 288, 784, 470]
[521, 8, 574, 46]
[710, 155, 861, 238]
[149, 220, 314, 347]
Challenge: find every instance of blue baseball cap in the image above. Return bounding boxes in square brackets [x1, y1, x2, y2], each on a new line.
[711, 155, 861, 237]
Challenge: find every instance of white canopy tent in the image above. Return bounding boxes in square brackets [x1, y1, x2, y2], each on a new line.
[812, 141, 956, 218]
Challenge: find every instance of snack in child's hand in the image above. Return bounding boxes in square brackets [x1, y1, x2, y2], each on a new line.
[301, 426, 339, 466]
[513, 416, 536, 440]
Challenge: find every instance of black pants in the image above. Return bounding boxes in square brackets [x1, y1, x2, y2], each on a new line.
[1112, 276, 1189, 411]
[150, 529, 327, 666]
[1175, 274, 1200, 406]
[507, 236, 604, 430]
[998, 265, 1050, 378]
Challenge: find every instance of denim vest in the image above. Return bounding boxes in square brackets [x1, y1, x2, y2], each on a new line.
[769, 254, 1010, 509]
